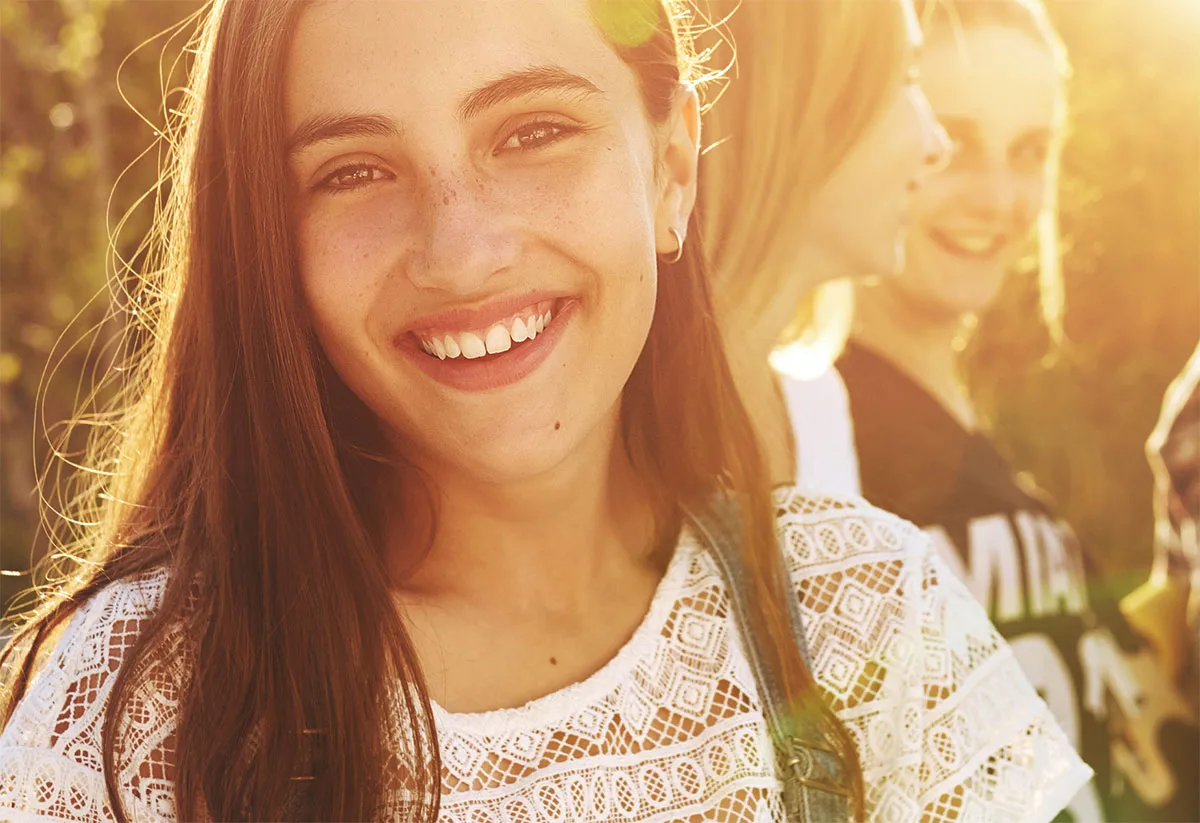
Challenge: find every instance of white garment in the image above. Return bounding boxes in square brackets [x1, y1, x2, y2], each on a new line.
[0, 489, 1090, 822]
[778, 367, 861, 496]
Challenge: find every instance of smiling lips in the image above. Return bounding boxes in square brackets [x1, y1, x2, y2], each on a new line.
[414, 299, 557, 361]
[930, 228, 1008, 259]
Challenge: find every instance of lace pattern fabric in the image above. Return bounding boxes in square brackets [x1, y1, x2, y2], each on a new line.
[0, 491, 1091, 822]
[0, 570, 178, 823]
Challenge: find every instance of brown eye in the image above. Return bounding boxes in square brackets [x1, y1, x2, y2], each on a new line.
[497, 121, 578, 153]
[318, 163, 392, 193]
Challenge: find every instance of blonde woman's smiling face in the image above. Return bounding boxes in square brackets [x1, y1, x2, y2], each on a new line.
[900, 24, 1060, 320]
[285, 0, 697, 485]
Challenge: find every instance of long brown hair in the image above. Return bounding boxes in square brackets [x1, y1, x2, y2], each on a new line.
[1, 0, 863, 819]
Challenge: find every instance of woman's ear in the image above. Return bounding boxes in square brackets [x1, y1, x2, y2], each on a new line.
[655, 83, 701, 256]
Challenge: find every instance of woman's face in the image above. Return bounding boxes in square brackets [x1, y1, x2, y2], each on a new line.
[286, 0, 697, 485]
[802, 2, 949, 279]
[896, 24, 1060, 321]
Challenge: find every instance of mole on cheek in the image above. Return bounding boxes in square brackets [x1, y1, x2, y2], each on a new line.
[554, 421, 561, 431]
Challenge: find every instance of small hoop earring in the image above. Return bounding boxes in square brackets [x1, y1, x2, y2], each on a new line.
[661, 227, 685, 265]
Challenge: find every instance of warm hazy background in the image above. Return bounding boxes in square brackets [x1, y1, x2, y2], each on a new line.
[1, 0, 1198, 613]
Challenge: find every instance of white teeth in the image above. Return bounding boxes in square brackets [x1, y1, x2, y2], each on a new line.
[942, 231, 1001, 254]
[957, 239, 995, 252]
[418, 302, 559, 361]
[484, 324, 512, 354]
[459, 332, 486, 359]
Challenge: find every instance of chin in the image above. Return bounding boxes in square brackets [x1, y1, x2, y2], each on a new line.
[922, 276, 1005, 320]
[435, 417, 571, 481]
[903, 243, 1008, 312]
[429, 399, 619, 488]
[947, 263, 1007, 309]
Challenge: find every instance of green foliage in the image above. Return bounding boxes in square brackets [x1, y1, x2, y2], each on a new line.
[0, 0, 197, 610]
[967, 0, 1200, 598]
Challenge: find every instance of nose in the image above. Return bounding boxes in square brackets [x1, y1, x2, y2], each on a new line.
[405, 171, 519, 294]
[911, 85, 952, 178]
[923, 119, 953, 175]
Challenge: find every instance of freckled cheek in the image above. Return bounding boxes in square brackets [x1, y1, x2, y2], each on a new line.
[528, 150, 637, 215]
[515, 150, 656, 279]
[295, 202, 417, 342]
[298, 199, 416, 280]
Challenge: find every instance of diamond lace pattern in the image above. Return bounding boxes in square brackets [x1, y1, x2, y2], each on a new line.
[0, 491, 1091, 822]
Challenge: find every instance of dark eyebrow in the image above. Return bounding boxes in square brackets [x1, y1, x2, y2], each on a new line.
[287, 67, 601, 156]
[457, 65, 603, 121]
[288, 113, 400, 156]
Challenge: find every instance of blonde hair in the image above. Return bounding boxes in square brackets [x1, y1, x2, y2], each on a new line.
[700, 0, 915, 370]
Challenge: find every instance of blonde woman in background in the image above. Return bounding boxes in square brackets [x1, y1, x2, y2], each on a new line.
[836, 1, 1198, 820]
[701, 0, 949, 493]
[706, 0, 1194, 819]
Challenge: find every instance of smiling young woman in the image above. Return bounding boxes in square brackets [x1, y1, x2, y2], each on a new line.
[0, 1, 1087, 821]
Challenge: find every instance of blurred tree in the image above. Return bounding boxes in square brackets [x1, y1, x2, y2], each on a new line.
[967, 0, 1200, 598]
[0, 0, 197, 613]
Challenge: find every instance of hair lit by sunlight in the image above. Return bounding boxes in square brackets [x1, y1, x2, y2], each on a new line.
[768, 281, 856, 380]
[1161, 0, 1200, 25]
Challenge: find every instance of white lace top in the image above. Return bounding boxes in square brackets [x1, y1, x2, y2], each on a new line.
[0, 491, 1091, 822]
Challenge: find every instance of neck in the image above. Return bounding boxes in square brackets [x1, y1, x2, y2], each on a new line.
[388, 413, 661, 615]
[852, 281, 978, 430]
[718, 244, 853, 486]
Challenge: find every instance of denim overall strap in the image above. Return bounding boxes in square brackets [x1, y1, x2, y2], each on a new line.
[685, 497, 852, 823]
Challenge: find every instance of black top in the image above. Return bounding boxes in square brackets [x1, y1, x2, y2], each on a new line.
[837, 341, 1198, 823]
